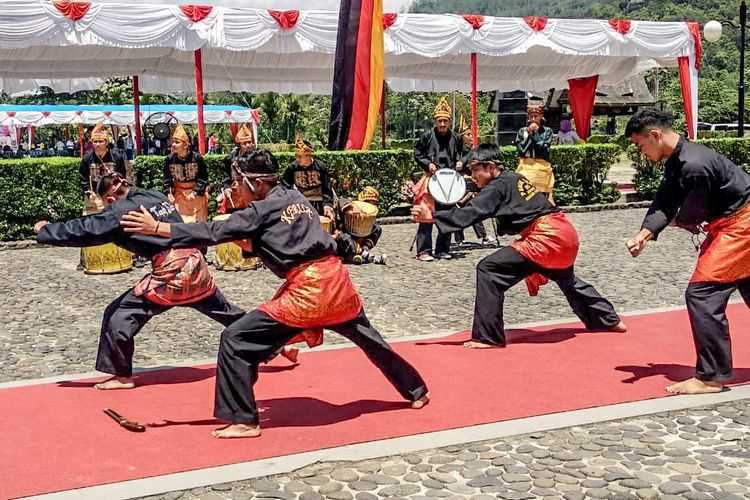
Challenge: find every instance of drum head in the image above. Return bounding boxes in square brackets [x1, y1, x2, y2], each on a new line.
[428, 169, 467, 205]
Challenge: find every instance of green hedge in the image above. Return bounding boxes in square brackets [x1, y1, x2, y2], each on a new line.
[0, 157, 82, 241]
[0, 144, 622, 241]
[497, 144, 622, 206]
[627, 138, 750, 199]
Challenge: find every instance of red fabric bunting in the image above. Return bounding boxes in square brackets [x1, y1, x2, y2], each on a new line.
[224, 110, 232, 116]
[7, 112, 15, 117]
[103, 111, 112, 117]
[462, 14, 485, 30]
[252, 109, 261, 124]
[567, 75, 599, 140]
[608, 19, 631, 35]
[382, 13, 398, 30]
[75, 110, 82, 115]
[686, 21, 702, 70]
[42, 112, 51, 117]
[53, 2, 90, 22]
[524, 16, 547, 32]
[179, 5, 212, 23]
[268, 10, 299, 30]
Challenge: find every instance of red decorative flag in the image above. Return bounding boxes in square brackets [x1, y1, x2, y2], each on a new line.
[268, 10, 300, 29]
[328, 0, 385, 151]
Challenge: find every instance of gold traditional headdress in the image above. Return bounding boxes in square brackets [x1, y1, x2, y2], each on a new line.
[90, 122, 109, 142]
[294, 134, 314, 155]
[172, 123, 190, 144]
[457, 115, 470, 136]
[433, 97, 452, 120]
[357, 186, 380, 204]
[235, 123, 255, 144]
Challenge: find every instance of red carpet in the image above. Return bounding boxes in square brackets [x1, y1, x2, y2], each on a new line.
[2, 304, 750, 499]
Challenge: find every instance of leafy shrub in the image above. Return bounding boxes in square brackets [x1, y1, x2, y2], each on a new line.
[1, 144, 623, 240]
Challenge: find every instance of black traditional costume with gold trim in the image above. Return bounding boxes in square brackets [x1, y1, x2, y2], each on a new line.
[37, 186, 243, 377]
[434, 171, 620, 346]
[640, 136, 750, 381]
[168, 153, 427, 425]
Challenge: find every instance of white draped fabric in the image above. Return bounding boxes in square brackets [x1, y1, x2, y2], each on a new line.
[0, 106, 258, 127]
[0, 1, 699, 95]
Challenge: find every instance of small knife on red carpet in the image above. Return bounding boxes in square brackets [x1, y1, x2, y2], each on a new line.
[103, 408, 146, 432]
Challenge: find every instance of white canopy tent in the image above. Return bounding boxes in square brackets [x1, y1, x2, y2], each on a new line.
[0, 1, 702, 142]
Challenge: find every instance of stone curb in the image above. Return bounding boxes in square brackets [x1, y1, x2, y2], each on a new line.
[0, 201, 651, 250]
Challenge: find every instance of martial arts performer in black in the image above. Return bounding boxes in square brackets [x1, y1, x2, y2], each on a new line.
[122, 149, 429, 438]
[625, 108, 750, 394]
[412, 144, 626, 349]
[34, 173, 248, 390]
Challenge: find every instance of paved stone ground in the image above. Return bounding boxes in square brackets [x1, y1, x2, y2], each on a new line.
[149, 402, 750, 500]
[0, 208, 696, 382]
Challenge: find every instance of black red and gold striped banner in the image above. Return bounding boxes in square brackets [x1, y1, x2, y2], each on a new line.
[328, 0, 384, 151]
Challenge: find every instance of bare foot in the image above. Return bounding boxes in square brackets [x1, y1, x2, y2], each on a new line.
[666, 377, 724, 395]
[281, 346, 299, 364]
[411, 393, 430, 409]
[609, 321, 628, 333]
[212, 423, 262, 439]
[94, 376, 135, 390]
[463, 340, 505, 349]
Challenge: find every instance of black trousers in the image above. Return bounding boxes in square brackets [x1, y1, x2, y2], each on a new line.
[417, 202, 452, 255]
[214, 308, 428, 425]
[472, 246, 621, 346]
[685, 278, 750, 381]
[455, 221, 488, 242]
[96, 288, 245, 376]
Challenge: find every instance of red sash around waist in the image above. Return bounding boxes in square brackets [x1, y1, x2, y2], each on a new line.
[691, 201, 750, 283]
[258, 254, 363, 348]
[510, 212, 579, 296]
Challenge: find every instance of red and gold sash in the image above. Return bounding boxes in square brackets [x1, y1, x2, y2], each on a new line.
[134, 248, 216, 306]
[510, 212, 579, 296]
[691, 202, 750, 283]
[258, 255, 362, 348]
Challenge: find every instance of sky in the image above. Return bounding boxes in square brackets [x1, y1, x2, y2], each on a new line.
[108, 0, 416, 11]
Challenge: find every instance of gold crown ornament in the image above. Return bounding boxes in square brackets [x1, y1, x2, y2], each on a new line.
[433, 97, 452, 120]
[172, 123, 190, 145]
[90, 122, 109, 142]
[294, 134, 314, 155]
[235, 123, 255, 144]
[357, 186, 380, 204]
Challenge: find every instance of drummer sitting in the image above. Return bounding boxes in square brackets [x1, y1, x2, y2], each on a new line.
[333, 186, 386, 265]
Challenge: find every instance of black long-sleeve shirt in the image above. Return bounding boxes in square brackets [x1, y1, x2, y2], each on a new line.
[434, 172, 558, 236]
[170, 185, 337, 278]
[515, 125, 553, 161]
[641, 136, 750, 238]
[281, 158, 335, 211]
[37, 187, 184, 258]
[414, 128, 463, 172]
[79, 150, 127, 195]
[162, 151, 209, 196]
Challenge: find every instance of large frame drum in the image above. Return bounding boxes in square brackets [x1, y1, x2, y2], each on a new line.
[213, 214, 261, 271]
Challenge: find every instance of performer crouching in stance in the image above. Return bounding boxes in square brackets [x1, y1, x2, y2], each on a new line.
[412, 144, 626, 349]
[122, 149, 429, 438]
[625, 109, 750, 395]
[33, 173, 247, 390]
